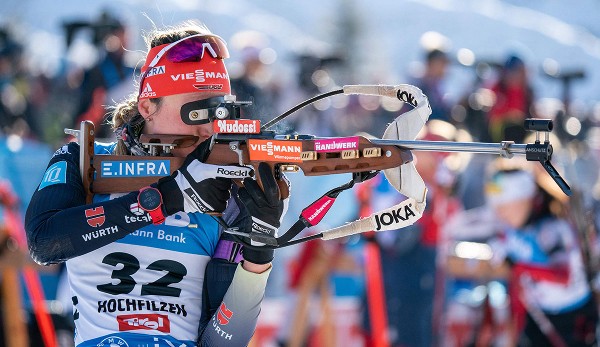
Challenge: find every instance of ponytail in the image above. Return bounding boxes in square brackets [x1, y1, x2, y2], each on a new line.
[108, 21, 213, 155]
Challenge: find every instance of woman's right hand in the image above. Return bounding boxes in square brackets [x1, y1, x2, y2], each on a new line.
[156, 138, 253, 215]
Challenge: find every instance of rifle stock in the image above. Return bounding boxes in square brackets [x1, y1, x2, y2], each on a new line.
[77, 122, 413, 200]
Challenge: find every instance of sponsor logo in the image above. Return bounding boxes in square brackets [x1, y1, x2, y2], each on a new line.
[217, 303, 233, 325]
[193, 84, 223, 91]
[129, 202, 145, 216]
[216, 167, 252, 177]
[212, 317, 233, 340]
[157, 230, 186, 243]
[252, 221, 274, 234]
[85, 206, 106, 227]
[52, 145, 70, 157]
[248, 139, 302, 162]
[117, 313, 170, 333]
[164, 212, 191, 227]
[101, 160, 170, 177]
[129, 229, 187, 243]
[145, 65, 165, 77]
[95, 336, 129, 347]
[374, 203, 417, 231]
[140, 83, 156, 98]
[172, 70, 203, 83]
[171, 70, 228, 83]
[82, 226, 118, 241]
[397, 90, 418, 107]
[199, 43, 220, 59]
[125, 214, 150, 224]
[214, 119, 260, 134]
[98, 299, 187, 317]
[130, 229, 155, 238]
[526, 147, 547, 153]
[184, 188, 209, 212]
[314, 137, 359, 153]
[38, 161, 67, 190]
[301, 196, 334, 225]
[204, 71, 228, 79]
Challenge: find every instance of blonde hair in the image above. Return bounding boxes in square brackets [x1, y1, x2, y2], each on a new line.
[110, 21, 213, 154]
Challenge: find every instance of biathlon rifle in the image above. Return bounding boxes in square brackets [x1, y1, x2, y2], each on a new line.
[66, 84, 571, 249]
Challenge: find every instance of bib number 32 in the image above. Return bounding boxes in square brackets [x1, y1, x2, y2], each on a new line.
[97, 252, 187, 297]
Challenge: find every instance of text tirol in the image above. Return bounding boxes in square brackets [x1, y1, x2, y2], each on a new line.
[374, 203, 416, 231]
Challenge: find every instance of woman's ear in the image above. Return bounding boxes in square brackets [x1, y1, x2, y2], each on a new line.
[138, 99, 157, 120]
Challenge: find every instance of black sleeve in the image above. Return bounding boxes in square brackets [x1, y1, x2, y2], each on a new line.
[197, 193, 263, 345]
[198, 259, 238, 333]
[198, 191, 249, 329]
[25, 142, 153, 265]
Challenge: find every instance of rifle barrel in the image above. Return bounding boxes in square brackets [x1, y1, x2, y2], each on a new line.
[370, 140, 528, 156]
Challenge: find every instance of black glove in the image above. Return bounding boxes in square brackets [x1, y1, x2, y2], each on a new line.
[157, 138, 253, 215]
[238, 162, 289, 264]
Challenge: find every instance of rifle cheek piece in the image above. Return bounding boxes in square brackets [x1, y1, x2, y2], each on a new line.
[524, 119, 553, 132]
[524, 118, 554, 162]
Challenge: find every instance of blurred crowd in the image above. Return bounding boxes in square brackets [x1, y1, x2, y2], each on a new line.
[1, 10, 600, 347]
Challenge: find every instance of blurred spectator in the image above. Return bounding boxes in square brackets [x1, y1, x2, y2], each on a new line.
[440, 204, 512, 347]
[67, 11, 136, 139]
[455, 154, 491, 211]
[0, 178, 73, 347]
[487, 55, 536, 143]
[229, 30, 281, 124]
[453, 59, 503, 143]
[411, 49, 452, 123]
[486, 163, 598, 346]
[454, 55, 538, 210]
[285, 52, 344, 136]
[0, 179, 28, 347]
[275, 238, 355, 346]
[0, 27, 40, 139]
[360, 120, 464, 347]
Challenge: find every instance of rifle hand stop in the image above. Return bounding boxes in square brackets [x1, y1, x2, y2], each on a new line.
[524, 118, 572, 196]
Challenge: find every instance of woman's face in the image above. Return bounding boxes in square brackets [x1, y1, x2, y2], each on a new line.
[493, 197, 533, 228]
[139, 92, 224, 157]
